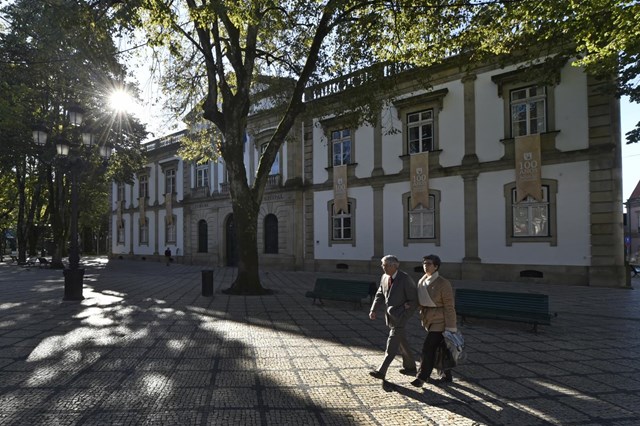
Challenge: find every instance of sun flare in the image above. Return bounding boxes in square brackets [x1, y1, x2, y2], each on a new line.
[108, 89, 137, 114]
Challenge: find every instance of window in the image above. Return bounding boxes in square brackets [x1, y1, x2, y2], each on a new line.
[264, 214, 278, 254]
[391, 88, 447, 157]
[492, 68, 558, 143]
[196, 164, 209, 188]
[166, 216, 177, 244]
[261, 143, 280, 175]
[331, 129, 351, 166]
[332, 202, 352, 241]
[139, 175, 148, 199]
[637, 212, 640, 233]
[139, 218, 149, 245]
[402, 190, 441, 245]
[510, 85, 546, 137]
[408, 195, 436, 239]
[504, 180, 557, 246]
[117, 221, 125, 244]
[327, 197, 356, 246]
[165, 169, 176, 194]
[512, 186, 549, 237]
[407, 110, 434, 154]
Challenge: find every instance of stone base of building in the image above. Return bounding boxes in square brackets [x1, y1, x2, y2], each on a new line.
[310, 258, 627, 287]
[110, 254, 627, 288]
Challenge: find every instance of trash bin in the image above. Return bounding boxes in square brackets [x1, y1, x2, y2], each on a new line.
[202, 270, 214, 297]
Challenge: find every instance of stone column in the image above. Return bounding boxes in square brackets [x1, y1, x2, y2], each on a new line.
[371, 182, 385, 272]
[460, 74, 481, 278]
[587, 75, 626, 287]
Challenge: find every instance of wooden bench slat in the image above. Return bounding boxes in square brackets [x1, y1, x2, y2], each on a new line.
[305, 278, 375, 308]
[455, 288, 554, 332]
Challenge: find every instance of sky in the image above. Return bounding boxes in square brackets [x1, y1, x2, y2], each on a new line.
[621, 98, 640, 201]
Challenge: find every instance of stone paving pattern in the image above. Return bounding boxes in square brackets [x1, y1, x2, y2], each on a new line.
[1, 258, 639, 425]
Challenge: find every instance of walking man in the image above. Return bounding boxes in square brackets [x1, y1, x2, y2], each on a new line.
[164, 247, 171, 266]
[369, 255, 418, 381]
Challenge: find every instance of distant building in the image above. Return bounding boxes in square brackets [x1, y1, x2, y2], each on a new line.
[110, 55, 625, 287]
[625, 181, 640, 262]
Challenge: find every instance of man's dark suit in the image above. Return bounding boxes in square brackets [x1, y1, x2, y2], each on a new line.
[370, 269, 418, 376]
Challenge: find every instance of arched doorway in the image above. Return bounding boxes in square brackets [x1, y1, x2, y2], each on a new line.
[197, 220, 208, 253]
[225, 214, 238, 266]
[264, 214, 278, 254]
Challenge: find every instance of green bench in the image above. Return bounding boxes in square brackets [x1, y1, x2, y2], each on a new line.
[455, 288, 555, 333]
[305, 278, 376, 309]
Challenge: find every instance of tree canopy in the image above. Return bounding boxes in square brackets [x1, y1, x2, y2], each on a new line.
[104, 0, 639, 293]
[0, 0, 147, 263]
[453, 0, 640, 143]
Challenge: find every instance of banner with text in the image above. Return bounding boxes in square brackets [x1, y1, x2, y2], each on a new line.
[116, 200, 122, 224]
[166, 193, 173, 225]
[410, 152, 430, 209]
[139, 197, 146, 225]
[515, 134, 542, 202]
[333, 165, 348, 214]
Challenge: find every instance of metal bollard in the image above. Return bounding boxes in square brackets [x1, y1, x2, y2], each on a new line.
[201, 270, 214, 297]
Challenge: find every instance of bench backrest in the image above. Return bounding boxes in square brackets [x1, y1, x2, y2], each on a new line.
[314, 278, 373, 297]
[456, 288, 549, 314]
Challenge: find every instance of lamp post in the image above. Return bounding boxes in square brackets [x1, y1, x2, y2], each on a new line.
[32, 105, 112, 300]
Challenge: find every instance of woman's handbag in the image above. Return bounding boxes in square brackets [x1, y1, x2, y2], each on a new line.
[443, 330, 466, 365]
[435, 341, 457, 372]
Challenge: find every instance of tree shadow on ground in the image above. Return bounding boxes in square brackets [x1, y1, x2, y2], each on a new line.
[1, 259, 638, 425]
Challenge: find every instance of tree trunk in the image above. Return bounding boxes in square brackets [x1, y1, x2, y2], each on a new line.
[15, 165, 27, 264]
[48, 169, 66, 269]
[224, 201, 270, 295]
[222, 179, 272, 294]
[221, 125, 270, 295]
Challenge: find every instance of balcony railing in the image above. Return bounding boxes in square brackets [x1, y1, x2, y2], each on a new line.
[304, 62, 411, 101]
[266, 174, 281, 187]
[219, 182, 230, 194]
[191, 186, 209, 198]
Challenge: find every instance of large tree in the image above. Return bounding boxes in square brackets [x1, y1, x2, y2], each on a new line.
[110, 0, 639, 294]
[0, 0, 146, 266]
[111, 0, 476, 294]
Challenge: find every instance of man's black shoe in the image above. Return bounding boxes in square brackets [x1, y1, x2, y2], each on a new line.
[369, 370, 385, 380]
[399, 368, 418, 376]
[382, 380, 395, 392]
[410, 378, 424, 388]
[429, 376, 453, 385]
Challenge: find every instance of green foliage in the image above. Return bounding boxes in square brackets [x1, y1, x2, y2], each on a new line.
[177, 119, 221, 164]
[0, 0, 148, 259]
[450, 0, 640, 143]
[108, 0, 640, 291]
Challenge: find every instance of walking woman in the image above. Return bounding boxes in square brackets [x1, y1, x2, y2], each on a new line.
[411, 254, 457, 387]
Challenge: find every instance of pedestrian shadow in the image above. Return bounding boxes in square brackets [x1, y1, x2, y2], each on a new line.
[4, 258, 639, 425]
[389, 380, 554, 425]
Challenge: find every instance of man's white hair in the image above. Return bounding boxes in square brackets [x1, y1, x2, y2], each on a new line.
[381, 255, 399, 266]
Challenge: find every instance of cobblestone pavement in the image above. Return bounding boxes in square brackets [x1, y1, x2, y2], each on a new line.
[1, 258, 640, 425]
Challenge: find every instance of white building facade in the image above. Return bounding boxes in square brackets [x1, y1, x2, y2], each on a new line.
[111, 56, 625, 287]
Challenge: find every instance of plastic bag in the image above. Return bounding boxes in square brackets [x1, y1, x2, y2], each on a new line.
[443, 330, 466, 364]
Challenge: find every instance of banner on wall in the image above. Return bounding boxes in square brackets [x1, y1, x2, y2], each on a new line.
[333, 164, 348, 214]
[139, 197, 146, 225]
[515, 134, 542, 202]
[166, 192, 173, 225]
[410, 152, 430, 209]
[116, 200, 122, 223]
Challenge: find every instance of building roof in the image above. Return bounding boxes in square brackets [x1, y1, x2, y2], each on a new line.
[630, 180, 640, 201]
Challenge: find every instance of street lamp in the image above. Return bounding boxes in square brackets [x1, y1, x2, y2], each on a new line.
[32, 106, 112, 301]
